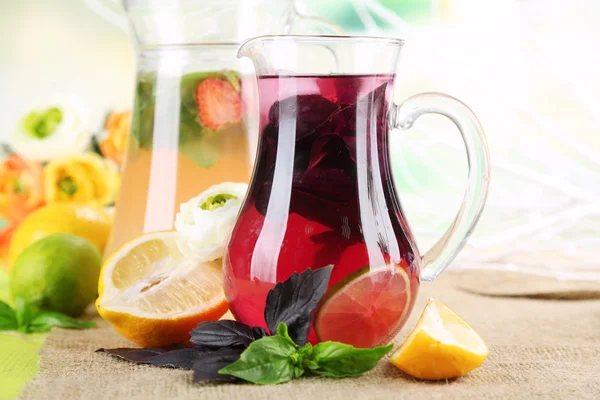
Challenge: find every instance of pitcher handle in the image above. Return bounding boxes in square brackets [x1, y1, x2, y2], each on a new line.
[393, 93, 491, 282]
[85, 0, 128, 31]
[290, 6, 345, 35]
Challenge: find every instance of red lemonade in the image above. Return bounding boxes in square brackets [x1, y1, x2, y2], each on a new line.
[224, 74, 421, 347]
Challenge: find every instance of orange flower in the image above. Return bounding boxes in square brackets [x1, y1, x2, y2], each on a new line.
[0, 153, 45, 267]
[0, 153, 45, 220]
[100, 110, 131, 167]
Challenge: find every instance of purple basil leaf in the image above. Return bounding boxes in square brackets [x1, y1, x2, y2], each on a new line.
[268, 94, 340, 141]
[264, 266, 333, 346]
[290, 166, 360, 231]
[192, 348, 244, 383]
[97, 347, 167, 362]
[252, 326, 268, 338]
[190, 320, 268, 349]
[97, 344, 202, 370]
[306, 133, 355, 177]
[145, 348, 203, 369]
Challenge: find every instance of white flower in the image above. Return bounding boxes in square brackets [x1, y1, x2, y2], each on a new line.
[9, 97, 92, 162]
[174, 182, 248, 260]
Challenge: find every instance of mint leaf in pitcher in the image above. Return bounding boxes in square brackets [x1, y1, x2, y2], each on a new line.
[268, 94, 340, 141]
[264, 266, 333, 346]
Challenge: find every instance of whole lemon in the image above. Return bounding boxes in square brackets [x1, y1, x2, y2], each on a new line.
[8, 203, 112, 267]
[10, 233, 102, 317]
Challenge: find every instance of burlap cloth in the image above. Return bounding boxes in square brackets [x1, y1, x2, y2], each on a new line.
[19, 271, 600, 400]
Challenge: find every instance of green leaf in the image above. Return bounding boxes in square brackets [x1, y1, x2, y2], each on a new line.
[307, 342, 393, 378]
[0, 300, 15, 317]
[180, 71, 221, 116]
[222, 70, 241, 92]
[299, 343, 319, 370]
[218, 334, 302, 384]
[15, 298, 37, 332]
[0, 300, 18, 331]
[178, 131, 223, 169]
[27, 312, 96, 333]
[130, 70, 242, 167]
[276, 322, 297, 346]
[130, 73, 157, 151]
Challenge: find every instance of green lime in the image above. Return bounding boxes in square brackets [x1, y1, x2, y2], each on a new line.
[10, 233, 102, 317]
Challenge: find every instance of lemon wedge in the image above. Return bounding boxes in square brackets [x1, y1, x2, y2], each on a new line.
[390, 298, 488, 380]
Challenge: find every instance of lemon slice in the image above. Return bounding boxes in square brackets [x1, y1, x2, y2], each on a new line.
[96, 231, 228, 347]
[390, 298, 488, 380]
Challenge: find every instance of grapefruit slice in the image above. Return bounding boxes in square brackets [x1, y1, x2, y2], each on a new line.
[96, 231, 228, 347]
[315, 264, 412, 348]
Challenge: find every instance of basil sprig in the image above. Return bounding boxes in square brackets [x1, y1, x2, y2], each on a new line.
[0, 298, 95, 333]
[219, 322, 392, 384]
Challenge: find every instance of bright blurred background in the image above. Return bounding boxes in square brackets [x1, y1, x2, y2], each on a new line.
[1, 0, 599, 279]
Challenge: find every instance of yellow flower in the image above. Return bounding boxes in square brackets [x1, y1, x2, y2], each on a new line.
[44, 152, 120, 207]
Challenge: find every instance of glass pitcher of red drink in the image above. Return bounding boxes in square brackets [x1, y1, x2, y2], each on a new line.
[224, 36, 491, 348]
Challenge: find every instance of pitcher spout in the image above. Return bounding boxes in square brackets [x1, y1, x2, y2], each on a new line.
[237, 37, 264, 60]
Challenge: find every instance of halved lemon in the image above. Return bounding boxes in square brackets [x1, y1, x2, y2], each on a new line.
[390, 298, 489, 380]
[96, 231, 228, 347]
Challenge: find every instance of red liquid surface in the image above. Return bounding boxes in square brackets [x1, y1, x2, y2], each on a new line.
[224, 74, 420, 346]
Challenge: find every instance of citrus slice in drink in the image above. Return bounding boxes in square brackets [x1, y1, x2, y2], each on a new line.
[314, 264, 412, 348]
[389, 298, 489, 380]
[96, 231, 228, 347]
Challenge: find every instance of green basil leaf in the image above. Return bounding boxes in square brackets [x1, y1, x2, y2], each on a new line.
[0, 300, 18, 331]
[218, 333, 302, 384]
[276, 322, 298, 346]
[28, 312, 96, 333]
[15, 298, 37, 332]
[26, 323, 52, 333]
[0, 300, 15, 317]
[308, 342, 393, 378]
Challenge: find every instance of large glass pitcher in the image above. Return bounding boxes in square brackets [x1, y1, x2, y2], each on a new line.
[224, 36, 491, 347]
[103, 1, 342, 256]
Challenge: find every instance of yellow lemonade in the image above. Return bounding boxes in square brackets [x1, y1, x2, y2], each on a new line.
[105, 125, 249, 257]
[104, 69, 251, 257]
